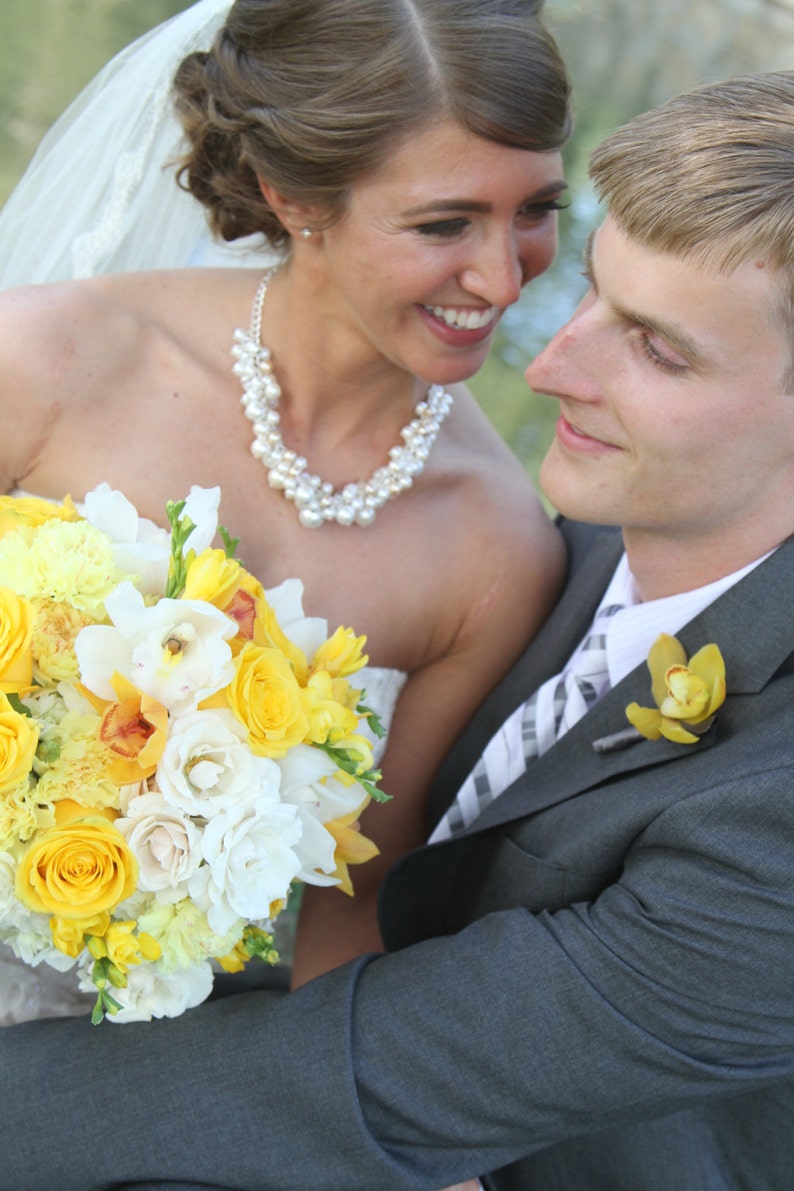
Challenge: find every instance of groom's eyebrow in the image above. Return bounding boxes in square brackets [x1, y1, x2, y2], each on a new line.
[402, 180, 568, 217]
[584, 229, 709, 367]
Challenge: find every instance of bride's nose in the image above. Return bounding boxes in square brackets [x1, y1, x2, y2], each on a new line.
[458, 230, 525, 310]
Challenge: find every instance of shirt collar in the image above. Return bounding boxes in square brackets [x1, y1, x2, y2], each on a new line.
[601, 551, 773, 687]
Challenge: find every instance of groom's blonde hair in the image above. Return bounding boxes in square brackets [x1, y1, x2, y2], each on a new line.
[589, 71, 794, 386]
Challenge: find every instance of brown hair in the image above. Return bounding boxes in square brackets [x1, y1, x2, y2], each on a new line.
[589, 72, 794, 379]
[173, 0, 571, 246]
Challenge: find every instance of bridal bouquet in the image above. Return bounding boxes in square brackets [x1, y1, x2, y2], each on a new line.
[0, 485, 385, 1023]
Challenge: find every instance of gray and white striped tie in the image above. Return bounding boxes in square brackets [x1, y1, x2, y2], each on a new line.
[435, 603, 624, 839]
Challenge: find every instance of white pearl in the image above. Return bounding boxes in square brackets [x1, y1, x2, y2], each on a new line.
[234, 268, 453, 529]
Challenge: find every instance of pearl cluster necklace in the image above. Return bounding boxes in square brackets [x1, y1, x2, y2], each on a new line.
[232, 269, 454, 528]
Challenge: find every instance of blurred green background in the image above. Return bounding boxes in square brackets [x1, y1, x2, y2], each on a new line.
[1, 0, 793, 485]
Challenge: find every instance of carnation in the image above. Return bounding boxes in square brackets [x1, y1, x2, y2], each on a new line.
[0, 519, 126, 612]
[136, 897, 242, 971]
[31, 599, 98, 683]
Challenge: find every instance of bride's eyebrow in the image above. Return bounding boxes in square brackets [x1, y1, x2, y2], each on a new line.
[402, 181, 568, 218]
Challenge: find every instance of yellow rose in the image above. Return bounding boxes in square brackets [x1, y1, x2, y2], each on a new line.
[15, 818, 138, 919]
[225, 643, 308, 758]
[0, 691, 38, 795]
[0, 494, 80, 539]
[310, 626, 369, 679]
[0, 587, 34, 693]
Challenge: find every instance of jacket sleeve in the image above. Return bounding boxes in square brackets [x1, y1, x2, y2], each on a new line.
[2, 747, 794, 1190]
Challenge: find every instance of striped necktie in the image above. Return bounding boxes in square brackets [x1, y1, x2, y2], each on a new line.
[433, 603, 624, 840]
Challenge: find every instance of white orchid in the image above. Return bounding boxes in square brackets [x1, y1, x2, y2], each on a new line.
[75, 581, 236, 713]
[82, 484, 221, 596]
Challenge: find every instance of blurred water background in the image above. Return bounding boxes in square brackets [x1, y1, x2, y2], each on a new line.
[1, 0, 793, 479]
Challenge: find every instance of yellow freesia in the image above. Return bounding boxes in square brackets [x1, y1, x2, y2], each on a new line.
[301, 670, 360, 746]
[252, 599, 308, 685]
[86, 920, 162, 973]
[324, 799, 380, 897]
[50, 911, 111, 958]
[184, 548, 244, 608]
[310, 626, 368, 679]
[626, 633, 726, 744]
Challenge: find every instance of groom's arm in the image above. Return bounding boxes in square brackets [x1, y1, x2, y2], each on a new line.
[3, 746, 794, 1191]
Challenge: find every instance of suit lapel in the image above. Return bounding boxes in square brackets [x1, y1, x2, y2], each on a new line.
[441, 530, 794, 836]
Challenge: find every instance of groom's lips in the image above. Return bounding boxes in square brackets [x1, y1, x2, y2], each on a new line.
[555, 414, 620, 455]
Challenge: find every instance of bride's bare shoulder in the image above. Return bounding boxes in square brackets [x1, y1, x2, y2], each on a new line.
[0, 266, 262, 388]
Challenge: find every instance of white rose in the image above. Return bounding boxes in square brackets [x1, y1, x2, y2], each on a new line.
[156, 708, 281, 817]
[116, 792, 203, 899]
[189, 796, 302, 935]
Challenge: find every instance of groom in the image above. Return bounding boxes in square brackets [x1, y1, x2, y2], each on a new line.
[3, 72, 794, 1191]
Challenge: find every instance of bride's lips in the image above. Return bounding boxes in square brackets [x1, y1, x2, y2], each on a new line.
[555, 414, 620, 455]
[419, 302, 500, 347]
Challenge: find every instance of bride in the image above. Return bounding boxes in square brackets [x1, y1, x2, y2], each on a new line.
[0, 0, 570, 1002]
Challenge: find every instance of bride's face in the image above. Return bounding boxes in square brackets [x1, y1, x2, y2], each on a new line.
[313, 118, 566, 386]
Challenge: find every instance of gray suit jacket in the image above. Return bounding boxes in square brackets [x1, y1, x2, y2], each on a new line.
[2, 521, 794, 1191]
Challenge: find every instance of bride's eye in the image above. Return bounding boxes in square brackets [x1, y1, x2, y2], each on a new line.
[414, 217, 470, 238]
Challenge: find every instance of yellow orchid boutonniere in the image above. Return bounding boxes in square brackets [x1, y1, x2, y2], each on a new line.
[625, 633, 726, 744]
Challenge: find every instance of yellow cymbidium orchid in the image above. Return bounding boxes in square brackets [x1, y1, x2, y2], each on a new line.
[626, 633, 726, 745]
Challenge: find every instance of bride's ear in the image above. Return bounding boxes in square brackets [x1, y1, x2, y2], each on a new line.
[257, 178, 322, 241]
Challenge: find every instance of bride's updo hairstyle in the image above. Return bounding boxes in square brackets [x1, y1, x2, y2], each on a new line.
[173, 0, 571, 247]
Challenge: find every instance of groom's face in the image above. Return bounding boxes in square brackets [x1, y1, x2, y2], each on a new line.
[528, 217, 794, 559]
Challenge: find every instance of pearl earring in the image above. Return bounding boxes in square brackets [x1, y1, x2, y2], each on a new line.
[299, 227, 314, 240]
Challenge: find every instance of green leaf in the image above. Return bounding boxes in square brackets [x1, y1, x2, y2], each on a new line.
[356, 699, 386, 740]
[5, 692, 30, 717]
[219, 525, 241, 560]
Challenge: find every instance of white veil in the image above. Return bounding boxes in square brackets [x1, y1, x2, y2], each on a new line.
[0, 0, 280, 289]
